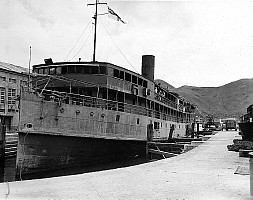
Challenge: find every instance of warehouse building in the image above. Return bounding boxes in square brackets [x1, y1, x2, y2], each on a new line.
[0, 62, 29, 131]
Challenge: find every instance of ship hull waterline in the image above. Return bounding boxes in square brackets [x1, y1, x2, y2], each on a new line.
[16, 132, 147, 176]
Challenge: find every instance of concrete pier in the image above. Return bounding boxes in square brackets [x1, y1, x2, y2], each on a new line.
[0, 131, 251, 200]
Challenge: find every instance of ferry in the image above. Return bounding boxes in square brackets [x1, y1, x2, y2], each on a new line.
[16, 1, 196, 175]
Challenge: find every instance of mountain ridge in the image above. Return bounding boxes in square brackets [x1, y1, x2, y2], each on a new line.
[155, 78, 253, 119]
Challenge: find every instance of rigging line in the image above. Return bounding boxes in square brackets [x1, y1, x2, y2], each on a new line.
[40, 77, 51, 96]
[64, 18, 92, 61]
[68, 23, 94, 61]
[98, 18, 139, 74]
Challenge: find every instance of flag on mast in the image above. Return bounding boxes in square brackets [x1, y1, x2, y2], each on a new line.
[108, 6, 126, 24]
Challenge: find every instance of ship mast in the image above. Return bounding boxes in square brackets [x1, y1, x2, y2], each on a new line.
[93, 0, 98, 62]
[88, 0, 107, 62]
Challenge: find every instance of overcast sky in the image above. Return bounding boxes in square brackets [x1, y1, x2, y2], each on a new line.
[1, 0, 253, 88]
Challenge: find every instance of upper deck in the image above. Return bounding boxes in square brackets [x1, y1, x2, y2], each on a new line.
[32, 58, 195, 114]
[33, 61, 152, 96]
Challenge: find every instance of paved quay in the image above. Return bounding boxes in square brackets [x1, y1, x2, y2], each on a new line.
[0, 131, 252, 200]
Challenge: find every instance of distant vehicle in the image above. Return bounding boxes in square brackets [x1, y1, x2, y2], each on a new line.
[203, 115, 216, 131]
[223, 119, 237, 131]
[203, 115, 221, 131]
[213, 121, 222, 131]
[222, 123, 226, 130]
[203, 124, 216, 131]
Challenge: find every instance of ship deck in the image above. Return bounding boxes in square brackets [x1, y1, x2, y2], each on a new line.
[0, 131, 251, 199]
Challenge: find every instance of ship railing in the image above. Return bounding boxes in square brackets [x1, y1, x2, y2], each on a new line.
[124, 104, 147, 116]
[162, 113, 167, 120]
[70, 94, 95, 107]
[124, 104, 132, 114]
[80, 96, 189, 123]
[33, 88, 191, 123]
[147, 109, 153, 117]
[178, 104, 184, 111]
[155, 110, 160, 119]
[133, 106, 147, 116]
[95, 98, 107, 109]
[117, 102, 124, 112]
[185, 107, 193, 113]
[154, 94, 178, 109]
[107, 100, 118, 110]
[163, 97, 178, 109]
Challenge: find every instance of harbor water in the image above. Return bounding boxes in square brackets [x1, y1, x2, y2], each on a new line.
[1, 156, 148, 182]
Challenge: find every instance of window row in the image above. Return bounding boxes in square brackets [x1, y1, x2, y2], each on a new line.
[34, 65, 107, 75]
[0, 88, 16, 105]
[0, 76, 28, 86]
[115, 114, 184, 130]
[113, 69, 147, 87]
[153, 121, 184, 130]
[34, 65, 148, 88]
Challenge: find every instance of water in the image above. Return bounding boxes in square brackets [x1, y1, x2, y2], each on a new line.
[0, 157, 16, 182]
[1, 156, 149, 182]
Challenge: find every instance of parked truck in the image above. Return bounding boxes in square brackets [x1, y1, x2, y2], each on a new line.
[223, 119, 237, 131]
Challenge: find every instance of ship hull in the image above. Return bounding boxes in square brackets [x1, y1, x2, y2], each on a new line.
[239, 122, 253, 141]
[16, 132, 147, 175]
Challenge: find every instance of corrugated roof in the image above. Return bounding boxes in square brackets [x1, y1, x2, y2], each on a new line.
[0, 62, 29, 74]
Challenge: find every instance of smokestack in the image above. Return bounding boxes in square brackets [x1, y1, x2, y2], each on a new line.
[142, 55, 155, 81]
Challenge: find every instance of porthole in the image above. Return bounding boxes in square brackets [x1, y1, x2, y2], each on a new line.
[25, 123, 33, 129]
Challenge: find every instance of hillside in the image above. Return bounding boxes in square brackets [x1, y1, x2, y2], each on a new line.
[173, 79, 253, 119]
[154, 79, 175, 90]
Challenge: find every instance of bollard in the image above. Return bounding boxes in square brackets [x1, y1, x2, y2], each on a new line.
[249, 152, 253, 196]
